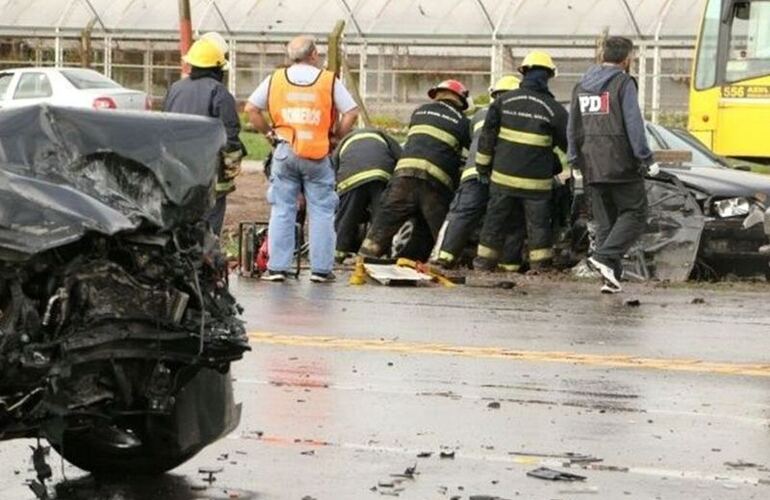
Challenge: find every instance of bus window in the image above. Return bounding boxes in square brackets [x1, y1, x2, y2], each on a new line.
[725, 1, 770, 83]
[694, 0, 721, 89]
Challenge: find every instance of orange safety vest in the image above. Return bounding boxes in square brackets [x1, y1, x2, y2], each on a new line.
[267, 68, 336, 160]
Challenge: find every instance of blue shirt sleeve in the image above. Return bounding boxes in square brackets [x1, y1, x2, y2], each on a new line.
[620, 79, 654, 166]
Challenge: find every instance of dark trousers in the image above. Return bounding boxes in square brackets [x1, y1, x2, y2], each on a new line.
[478, 185, 553, 265]
[437, 180, 489, 262]
[206, 195, 227, 236]
[361, 176, 451, 257]
[335, 181, 386, 254]
[590, 180, 648, 272]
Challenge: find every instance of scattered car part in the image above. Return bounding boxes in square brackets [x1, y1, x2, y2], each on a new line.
[526, 467, 587, 481]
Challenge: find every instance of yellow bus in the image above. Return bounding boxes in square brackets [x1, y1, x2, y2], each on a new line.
[689, 0, 770, 163]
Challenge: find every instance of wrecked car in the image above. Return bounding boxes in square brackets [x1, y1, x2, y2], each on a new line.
[0, 105, 249, 476]
[582, 122, 770, 281]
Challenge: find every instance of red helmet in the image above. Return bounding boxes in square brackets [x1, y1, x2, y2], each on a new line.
[428, 79, 469, 110]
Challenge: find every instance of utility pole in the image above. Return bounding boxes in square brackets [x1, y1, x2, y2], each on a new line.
[178, 0, 193, 74]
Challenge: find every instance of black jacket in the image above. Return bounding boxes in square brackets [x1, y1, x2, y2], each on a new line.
[567, 65, 653, 184]
[460, 107, 488, 183]
[476, 87, 568, 198]
[332, 128, 402, 194]
[394, 100, 472, 193]
[164, 71, 243, 153]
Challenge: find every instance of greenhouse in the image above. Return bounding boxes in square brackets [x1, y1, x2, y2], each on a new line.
[0, 0, 706, 121]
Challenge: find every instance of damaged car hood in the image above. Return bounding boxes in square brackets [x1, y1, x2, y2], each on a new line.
[0, 105, 225, 258]
[662, 165, 770, 199]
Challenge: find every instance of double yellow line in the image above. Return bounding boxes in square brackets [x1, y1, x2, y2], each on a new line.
[248, 332, 770, 378]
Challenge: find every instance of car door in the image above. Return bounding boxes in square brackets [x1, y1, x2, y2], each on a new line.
[4, 72, 54, 109]
[0, 72, 16, 109]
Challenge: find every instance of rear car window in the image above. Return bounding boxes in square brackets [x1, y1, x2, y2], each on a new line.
[0, 74, 13, 99]
[14, 73, 52, 99]
[61, 69, 120, 90]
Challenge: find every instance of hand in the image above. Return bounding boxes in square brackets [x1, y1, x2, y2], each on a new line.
[265, 130, 279, 147]
[646, 162, 660, 177]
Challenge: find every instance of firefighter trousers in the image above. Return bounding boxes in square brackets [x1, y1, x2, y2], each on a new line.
[360, 176, 451, 257]
[478, 185, 554, 266]
[436, 179, 489, 264]
[335, 181, 386, 256]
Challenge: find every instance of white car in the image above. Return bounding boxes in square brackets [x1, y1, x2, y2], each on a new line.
[0, 67, 150, 111]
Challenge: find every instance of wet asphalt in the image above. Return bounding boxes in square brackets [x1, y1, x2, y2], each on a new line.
[1, 274, 769, 499]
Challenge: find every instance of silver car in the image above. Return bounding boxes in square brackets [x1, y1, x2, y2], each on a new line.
[0, 67, 149, 111]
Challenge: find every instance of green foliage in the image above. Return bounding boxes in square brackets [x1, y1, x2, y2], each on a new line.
[240, 132, 272, 161]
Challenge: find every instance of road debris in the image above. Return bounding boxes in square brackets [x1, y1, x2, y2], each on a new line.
[440, 450, 456, 459]
[417, 451, 433, 458]
[199, 466, 224, 484]
[725, 460, 762, 469]
[526, 467, 587, 481]
[691, 297, 706, 304]
[624, 299, 641, 307]
[487, 401, 501, 409]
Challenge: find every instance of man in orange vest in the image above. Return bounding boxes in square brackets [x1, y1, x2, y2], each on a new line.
[245, 36, 359, 283]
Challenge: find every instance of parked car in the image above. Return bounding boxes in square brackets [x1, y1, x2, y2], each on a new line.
[0, 105, 247, 477]
[392, 121, 770, 281]
[0, 67, 150, 111]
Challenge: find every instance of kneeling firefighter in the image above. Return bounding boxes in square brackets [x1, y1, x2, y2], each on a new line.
[332, 128, 402, 262]
[431, 75, 521, 269]
[359, 80, 472, 258]
[474, 51, 568, 271]
[164, 33, 245, 236]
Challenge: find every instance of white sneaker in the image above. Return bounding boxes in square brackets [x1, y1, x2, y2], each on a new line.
[601, 283, 622, 294]
[588, 256, 621, 289]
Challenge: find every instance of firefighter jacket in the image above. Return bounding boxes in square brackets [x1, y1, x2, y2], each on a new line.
[332, 128, 402, 194]
[394, 100, 472, 193]
[460, 107, 488, 184]
[568, 70, 649, 184]
[476, 87, 568, 198]
[164, 68, 244, 194]
[268, 68, 336, 160]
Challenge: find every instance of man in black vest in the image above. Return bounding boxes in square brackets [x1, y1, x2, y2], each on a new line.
[332, 128, 402, 262]
[359, 80, 472, 258]
[567, 36, 660, 293]
[473, 52, 568, 272]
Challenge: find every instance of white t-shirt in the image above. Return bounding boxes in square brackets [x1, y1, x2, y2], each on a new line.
[248, 63, 358, 114]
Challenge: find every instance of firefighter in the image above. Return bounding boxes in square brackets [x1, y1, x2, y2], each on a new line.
[359, 80, 472, 258]
[568, 36, 659, 293]
[432, 75, 521, 269]
[332, 128, 402, 263]
[164, 35, 245, 236]
[473, 51, 568, 272]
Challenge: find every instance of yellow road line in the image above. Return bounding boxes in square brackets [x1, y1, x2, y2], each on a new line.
[247, 332, 770, 378]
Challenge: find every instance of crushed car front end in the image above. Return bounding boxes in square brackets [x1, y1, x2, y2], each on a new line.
[0, 105, 249, 475]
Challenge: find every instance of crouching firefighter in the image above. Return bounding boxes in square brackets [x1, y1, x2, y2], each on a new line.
[333, 128, 402, 263]
[359, 80, 472, 258]
[474, 51, 568, 272]
[164, 33, 245, 236]
[431, 75, 521, 269]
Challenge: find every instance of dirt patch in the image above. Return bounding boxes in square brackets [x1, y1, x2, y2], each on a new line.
[223, 172, 270, 239]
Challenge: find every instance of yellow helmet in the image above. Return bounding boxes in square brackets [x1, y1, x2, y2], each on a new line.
[489, 75, 521, 96]
[518, 51, 557, 76]
[183, 38, 226, 69]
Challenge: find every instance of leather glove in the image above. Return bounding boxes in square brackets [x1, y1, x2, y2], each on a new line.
[646, 162, 660, 177]
[223, 149, 244, 180]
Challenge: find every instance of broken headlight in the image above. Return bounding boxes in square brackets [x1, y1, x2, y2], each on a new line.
[713, 197, 751, 218]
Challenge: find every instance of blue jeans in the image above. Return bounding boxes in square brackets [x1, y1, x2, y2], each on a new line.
[267, 143, 338, 274]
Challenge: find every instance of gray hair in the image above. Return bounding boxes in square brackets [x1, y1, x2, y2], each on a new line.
[287, 36, 317, 63]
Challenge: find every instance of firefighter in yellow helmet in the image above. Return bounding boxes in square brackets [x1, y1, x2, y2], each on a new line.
[163, 36, 245, 236]
[431, 75, 520, 269]
[474, 51, 568, 272]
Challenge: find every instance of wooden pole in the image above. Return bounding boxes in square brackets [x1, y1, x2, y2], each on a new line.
[178, 0, 193, 74]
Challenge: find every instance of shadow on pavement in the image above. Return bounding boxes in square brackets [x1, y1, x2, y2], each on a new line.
[53, 473, 260, 500]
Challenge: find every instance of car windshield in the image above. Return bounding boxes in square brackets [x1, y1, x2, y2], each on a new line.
[646, 123, 722, 168]
[60, 69, 120, 90]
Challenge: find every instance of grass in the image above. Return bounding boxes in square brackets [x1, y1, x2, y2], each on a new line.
[240, 131, 272, 161]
